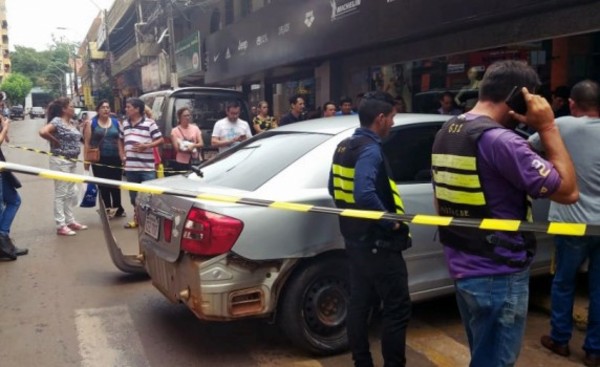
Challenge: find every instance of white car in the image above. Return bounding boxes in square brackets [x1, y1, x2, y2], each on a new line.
[100, 114, 553, 354]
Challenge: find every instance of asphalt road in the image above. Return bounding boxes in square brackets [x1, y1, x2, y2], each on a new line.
[0, 116, 592, 367]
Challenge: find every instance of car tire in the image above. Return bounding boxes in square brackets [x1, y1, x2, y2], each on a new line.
[278, 256, 350, 355]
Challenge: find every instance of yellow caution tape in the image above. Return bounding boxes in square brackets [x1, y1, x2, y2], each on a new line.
[1, 161, 599, 237]
[7, 144, 190, 175]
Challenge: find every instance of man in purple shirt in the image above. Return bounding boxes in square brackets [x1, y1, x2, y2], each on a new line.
[432, 60, 578, 367]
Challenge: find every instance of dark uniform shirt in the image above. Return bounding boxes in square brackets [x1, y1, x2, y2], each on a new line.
[328, 127, 396, 230]
[278, 112, 303, 126]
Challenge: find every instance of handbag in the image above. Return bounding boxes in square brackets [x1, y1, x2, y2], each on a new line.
[84, 147, 100, 162]
[79, 183, 98, 208]
[79, 170, 97, 208]
[85, 122, 108, 163]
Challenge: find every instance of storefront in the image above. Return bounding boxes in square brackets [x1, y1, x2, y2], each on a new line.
[340, 30, 599, 114]
[203, 0, 599, 116]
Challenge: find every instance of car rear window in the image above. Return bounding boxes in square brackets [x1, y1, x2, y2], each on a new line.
[196, 131, 330, 191]
[172, 93, 249, 131]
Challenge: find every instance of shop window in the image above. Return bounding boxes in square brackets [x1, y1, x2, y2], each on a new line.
[241, 0, 251, 16]
[383, 123, 443, 183]
[225, 0, 234, 25]
[210, 8, 221, 33]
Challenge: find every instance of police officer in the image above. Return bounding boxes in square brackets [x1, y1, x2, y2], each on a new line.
[328, 91, 411, 367]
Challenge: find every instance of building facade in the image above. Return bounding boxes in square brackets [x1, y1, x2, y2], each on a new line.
[79, 0, 600, 116]
[0, 0, 11, 84]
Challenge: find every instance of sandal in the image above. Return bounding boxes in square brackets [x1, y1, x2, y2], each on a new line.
[124, 221, 138, 229]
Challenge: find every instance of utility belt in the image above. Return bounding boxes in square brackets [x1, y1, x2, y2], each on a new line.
[357, 223, 412, 253]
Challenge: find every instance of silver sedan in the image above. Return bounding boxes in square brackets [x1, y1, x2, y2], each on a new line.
[102, 114, 552, 355]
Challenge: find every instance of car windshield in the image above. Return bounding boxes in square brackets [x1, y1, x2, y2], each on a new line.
[196, 131, 331, 191]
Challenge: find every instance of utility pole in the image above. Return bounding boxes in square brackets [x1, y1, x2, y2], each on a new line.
[165, 0, 178, 88]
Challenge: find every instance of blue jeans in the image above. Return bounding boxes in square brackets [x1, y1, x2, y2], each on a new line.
[550, 235, 600, 354]
[0, 173, 21, 236]
[455, 269, 529, 367]
[124, 170, 156, 206]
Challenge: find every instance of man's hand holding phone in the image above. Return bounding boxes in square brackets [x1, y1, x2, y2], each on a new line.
[508, 87, 555, 133]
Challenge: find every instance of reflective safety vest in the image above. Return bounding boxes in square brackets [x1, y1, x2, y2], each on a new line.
[331, 134, 410, 243]
[431, 115, 535, 268]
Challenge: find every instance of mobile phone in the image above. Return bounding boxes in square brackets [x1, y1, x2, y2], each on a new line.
[505, 86, 527, 115]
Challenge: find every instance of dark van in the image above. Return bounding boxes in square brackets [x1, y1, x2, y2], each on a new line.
[139, 87, 250, 169]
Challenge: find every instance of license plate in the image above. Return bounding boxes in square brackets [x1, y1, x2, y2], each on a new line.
[144, 212, 160, 240]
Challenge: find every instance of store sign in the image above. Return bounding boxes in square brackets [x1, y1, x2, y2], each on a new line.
[175, 32, 202, 78]
[205, 0, 558, 84]
[330, 0, 362, 21]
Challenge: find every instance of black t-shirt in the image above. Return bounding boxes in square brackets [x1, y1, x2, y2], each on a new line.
[278, 112, 303, 126]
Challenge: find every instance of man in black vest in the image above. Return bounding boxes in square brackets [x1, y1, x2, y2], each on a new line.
[328, 91, 411, 367]
[432, 60, 578, 366]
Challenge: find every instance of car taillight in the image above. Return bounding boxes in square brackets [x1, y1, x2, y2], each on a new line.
[181, 208, 243, 255]
[163, 218, 173, 243]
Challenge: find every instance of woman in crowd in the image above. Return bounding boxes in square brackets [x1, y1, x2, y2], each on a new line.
[83, 99, 125, 218]
[0, 99, 27, 259]
[252, 101, 277, 133]
[171, 107, 203, 172]
[39, 97, 87, 236]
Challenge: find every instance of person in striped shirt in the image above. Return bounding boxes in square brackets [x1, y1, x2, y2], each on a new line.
[121, 98, 164, 228]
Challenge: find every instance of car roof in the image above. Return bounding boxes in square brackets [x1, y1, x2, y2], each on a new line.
[275, 113, 451, 135]
[140, 87, 244, 99]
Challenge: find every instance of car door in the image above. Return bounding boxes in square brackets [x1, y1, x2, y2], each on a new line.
[382, 122, 455, 300]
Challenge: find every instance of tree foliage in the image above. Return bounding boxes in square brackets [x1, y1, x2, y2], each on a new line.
[1, 73, 33, 105]
[10, 38, 76, 97]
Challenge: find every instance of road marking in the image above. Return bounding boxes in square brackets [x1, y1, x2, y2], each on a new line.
[75, 305, 150, 367]
[407, 320, 471, 367]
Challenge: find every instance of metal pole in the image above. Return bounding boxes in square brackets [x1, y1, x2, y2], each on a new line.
[165, 0, 178, 88]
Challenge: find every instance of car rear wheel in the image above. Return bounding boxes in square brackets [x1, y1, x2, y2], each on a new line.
[278, 256, 349, 355]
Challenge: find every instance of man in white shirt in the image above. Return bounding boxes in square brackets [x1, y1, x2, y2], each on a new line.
[211, 101, 252, 153]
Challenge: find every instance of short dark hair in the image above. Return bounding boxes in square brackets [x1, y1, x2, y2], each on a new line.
[95, 99, 110, 112]
[323, 101, 336, 110]
[289, 94, 303, 106]
[226, 100, 240, 111]
[358, 91, 395, 127]
[554, 85, 571, 99]
[478, 60, 540, 103]
[339, 96, 352, 105]
[440, 91, 454, 101]
[126, 97, 145, 116]
[570, 79, 600, 111]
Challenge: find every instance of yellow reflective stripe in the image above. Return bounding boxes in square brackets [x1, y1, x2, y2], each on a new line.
[334, 190, 355, 204]
[332, 164, 355, 178]
[479, 219, 521, 231]
[433, 171, 481, 189]
[340, 209, 385, 220]
[435, 186, 486, 205]
[333, 176, 354, 191]
[388, 179, 406, 214]
[412, 215, 453, 226]
[40, 172, 85, 183]
[548, 222, 587, 236]
[432, 154, 476, 170]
